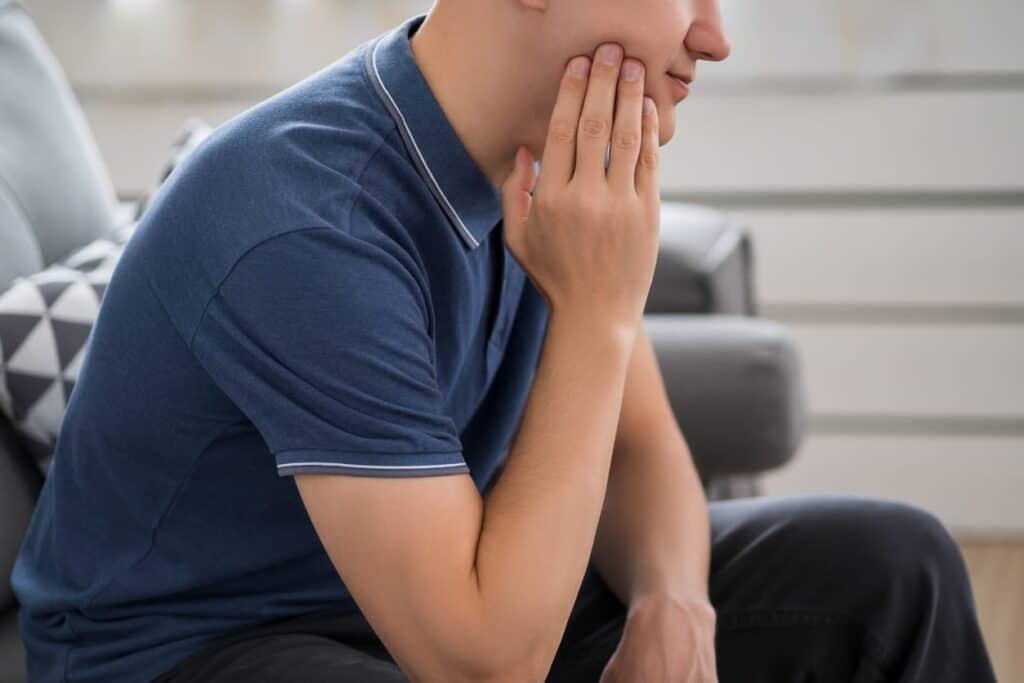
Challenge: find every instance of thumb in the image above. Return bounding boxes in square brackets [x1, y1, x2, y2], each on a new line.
[501, 145, 536, 231]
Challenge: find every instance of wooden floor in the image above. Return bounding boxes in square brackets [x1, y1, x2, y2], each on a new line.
[958, 541, 1024, 683]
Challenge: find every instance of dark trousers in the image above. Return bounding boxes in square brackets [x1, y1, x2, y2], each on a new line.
[155, 495, 997, 682]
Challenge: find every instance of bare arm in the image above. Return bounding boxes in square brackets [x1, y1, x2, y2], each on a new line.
[468, 310, 634, 679]
[296, 313, 633, 682]
[590, 322, 713, 610]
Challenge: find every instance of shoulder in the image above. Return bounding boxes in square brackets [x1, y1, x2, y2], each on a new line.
[124, 41, 429, 342]
[160, 41, 400, 235]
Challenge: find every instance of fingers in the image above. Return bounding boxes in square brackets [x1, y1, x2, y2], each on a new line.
[500, 146, 537, 228]
[539, 42, 656, 195]
[538, 56, 591, 190]
[634, 96, 660, 198]
[606, 57, 645, 191]
[574, 43, 623, 184]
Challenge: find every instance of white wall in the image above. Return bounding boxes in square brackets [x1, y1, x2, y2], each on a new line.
[705, 1, 1024, 537]
[22, 0, 1024, 535]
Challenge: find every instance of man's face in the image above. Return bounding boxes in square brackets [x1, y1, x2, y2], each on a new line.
[536, 0, 731, 146]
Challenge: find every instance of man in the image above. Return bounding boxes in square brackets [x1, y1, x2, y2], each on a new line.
[13, 1, 996, 681]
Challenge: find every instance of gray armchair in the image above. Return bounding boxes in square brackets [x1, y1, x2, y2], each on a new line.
[644, 203, 806, 493]
[0, 2, 806, 679]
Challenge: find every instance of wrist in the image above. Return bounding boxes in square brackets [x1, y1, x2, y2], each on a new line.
[627, 591, 716, 628]
[547, 307, 637, 352]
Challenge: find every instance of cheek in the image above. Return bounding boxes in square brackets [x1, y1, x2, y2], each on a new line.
[645, 70, 664, 96]
[642, 62, 680, 105]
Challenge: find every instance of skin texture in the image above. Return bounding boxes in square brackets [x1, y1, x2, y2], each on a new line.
[410, 0, 731, 187]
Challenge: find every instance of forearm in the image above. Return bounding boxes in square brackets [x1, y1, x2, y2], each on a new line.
[472, 311, 635, 679]
[590, 429, 712, 610]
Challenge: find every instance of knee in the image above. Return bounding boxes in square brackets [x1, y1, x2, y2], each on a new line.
[808, 497, 967, 589]
[866, 500, 963, 576]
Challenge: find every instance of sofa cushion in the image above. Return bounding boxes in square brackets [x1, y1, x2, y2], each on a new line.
[0, 606, 27, 683]
[0, 1, 118, 288]
[0, 222, 136, 472]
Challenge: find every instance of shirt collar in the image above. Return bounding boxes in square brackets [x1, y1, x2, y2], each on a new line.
[365, 14, 503, 251]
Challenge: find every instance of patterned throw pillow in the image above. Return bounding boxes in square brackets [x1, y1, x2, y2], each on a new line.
[0, 221, 136, 472]
[0, 117, 212, 473]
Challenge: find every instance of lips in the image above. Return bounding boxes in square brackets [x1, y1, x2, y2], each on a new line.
[667, 72, 691, 98]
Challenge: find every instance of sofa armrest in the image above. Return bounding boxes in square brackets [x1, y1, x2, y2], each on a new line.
[0, 419, 41, 611]
[644, 314, 806, 481]
[647, 203, 756, 316]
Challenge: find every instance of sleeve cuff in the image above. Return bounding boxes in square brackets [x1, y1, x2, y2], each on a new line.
[274, 449, 470, 478]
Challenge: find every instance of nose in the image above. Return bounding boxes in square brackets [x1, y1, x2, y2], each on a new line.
[686, 0, 732, 62]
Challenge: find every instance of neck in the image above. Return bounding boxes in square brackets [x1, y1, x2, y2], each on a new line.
[409, 3, 551, 190]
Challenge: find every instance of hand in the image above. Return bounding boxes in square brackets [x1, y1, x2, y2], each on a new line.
[599, 595, 719, 683]
[500, 42, 661, 335]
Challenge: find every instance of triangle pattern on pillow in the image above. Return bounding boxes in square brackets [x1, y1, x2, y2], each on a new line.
[52, 318, 93, 371]
[0, 279, 47, 315]
[36, 279, 74, 308]
[7, 316, 61, 377]
[0, 233, 127, 470]
[4, 370, 55, 421]
[18, 378, 66, 442]
[0, 313, 42, 363]
[50, 279, 101, 323]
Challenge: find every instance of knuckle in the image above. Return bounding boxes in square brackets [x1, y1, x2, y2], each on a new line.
[534, 191, 556, 213]
[640, 148, 660, 170]
[580, 117, 610, 139]
[612, 131, 639, 151]
[548, 120, 576, 143]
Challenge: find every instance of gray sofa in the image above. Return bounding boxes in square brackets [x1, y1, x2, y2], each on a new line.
[0, 1, 806, 679]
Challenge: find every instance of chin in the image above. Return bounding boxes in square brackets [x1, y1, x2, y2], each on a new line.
[657, 108, 675, 146]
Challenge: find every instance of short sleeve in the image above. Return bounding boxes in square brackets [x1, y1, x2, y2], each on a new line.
[190, 226, 468, 478]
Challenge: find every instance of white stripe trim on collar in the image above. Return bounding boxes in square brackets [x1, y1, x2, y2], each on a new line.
[368, 37, 481, 250]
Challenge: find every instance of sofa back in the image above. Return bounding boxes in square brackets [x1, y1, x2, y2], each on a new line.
[0, 0, 118, 611]
[0, 0, 117, 290]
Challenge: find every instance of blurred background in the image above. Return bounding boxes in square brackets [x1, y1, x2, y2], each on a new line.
[8, 0, 1024, 679]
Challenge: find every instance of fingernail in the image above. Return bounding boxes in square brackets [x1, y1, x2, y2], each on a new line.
[643, 97, 656, 114]
[568, 56, 590, 79]
[597, 43, 623, 65]
[621, 60, 643, 81]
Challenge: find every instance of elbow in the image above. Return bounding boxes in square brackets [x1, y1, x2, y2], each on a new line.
[433, 636, 550, 683]
[445, 650, 549, 683]
[455, 663, 548, 683]
[409, 662, 544, 683]
[405, 582, 553, 683]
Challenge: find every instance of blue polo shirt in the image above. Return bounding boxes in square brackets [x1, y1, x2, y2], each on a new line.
[12, 13, 549, 682]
